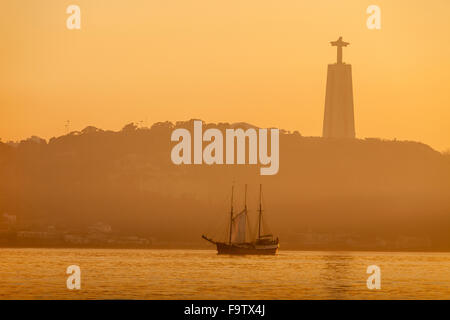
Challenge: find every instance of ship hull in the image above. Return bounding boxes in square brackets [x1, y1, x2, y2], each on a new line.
[216, 242, 278, 255]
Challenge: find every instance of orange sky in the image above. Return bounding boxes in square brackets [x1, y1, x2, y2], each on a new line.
[1, 0, 449, 151]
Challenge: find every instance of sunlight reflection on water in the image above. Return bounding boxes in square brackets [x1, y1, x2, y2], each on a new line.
[0, 248, 449, 299]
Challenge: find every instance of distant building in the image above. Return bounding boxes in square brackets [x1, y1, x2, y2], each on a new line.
[2, 213, 16, 225]
[0, 213, 17, 230]
[64, 234, 90, 245]
[395, 236, 431, 250]
[88, 222, 112, 233]
[17, 231, 59, 240]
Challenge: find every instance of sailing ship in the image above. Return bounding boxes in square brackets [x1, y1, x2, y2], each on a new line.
[202, 184, 279, 255]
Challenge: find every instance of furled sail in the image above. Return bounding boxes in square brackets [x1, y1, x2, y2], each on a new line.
[231, 209, 246, 243]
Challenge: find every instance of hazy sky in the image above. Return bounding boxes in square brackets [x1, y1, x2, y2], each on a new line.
[1, 0, 449, 151]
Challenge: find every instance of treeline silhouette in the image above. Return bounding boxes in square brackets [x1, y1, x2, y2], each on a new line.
[1, 120, 450, 250]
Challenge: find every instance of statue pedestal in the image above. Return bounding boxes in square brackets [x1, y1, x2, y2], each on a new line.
[322, 63, 355, 138]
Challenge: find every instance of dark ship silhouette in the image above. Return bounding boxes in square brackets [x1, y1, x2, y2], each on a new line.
[202, 184, 279, 255]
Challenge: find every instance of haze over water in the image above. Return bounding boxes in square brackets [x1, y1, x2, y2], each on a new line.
[1, 248, 449, 299]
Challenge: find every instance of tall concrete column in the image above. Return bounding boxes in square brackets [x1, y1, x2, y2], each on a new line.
[322, 37, 355, 139]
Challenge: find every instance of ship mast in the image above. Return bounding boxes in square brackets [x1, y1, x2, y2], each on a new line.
[258, 184, 262, 239]
[244, 184, 247, 212]
[229, 185, 234, 244]
[244, 184, 248, 242]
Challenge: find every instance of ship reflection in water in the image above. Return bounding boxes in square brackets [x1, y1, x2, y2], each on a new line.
[1, 248, 449, 299]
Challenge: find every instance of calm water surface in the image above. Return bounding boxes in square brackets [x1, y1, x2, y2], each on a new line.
[0, 248, 449, 299]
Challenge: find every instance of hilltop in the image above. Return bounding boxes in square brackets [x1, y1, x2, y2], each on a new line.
[1, 120, 450, 250]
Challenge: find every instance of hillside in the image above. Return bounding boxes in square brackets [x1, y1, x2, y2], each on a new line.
[1, 120, 450, 250]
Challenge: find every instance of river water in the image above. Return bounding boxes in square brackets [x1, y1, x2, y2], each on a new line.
[0, 248, 449, 299]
